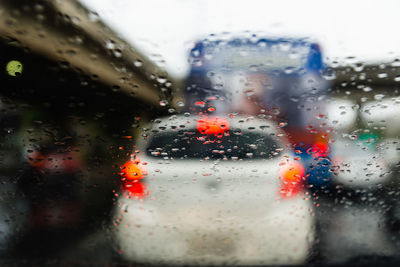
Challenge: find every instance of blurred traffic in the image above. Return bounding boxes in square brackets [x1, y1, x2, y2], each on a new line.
[0, 0, 400, 266]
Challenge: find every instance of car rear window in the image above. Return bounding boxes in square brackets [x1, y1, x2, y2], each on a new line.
[146, 130, 280, 160]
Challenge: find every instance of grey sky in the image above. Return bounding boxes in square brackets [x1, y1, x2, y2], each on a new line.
[81, 0, 400, 78]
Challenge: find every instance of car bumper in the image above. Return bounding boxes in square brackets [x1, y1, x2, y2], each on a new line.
[113, 197, 314, 265]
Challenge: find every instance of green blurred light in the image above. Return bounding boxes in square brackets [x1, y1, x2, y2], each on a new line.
[359, 132, 379, 148]
[6, 60, 23, 77]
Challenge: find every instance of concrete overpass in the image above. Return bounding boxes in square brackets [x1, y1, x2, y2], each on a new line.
[0, 0, 182, 112]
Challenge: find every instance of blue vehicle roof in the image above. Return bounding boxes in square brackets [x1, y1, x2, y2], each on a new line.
[188, 37, 324, 74]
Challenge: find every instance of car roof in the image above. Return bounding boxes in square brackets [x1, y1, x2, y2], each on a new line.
[188, 36, 324, 73]
[190, 37, 315, 55]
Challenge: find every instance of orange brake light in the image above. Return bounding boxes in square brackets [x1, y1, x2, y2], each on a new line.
[120, 160, 146, 180]
[120, 159, 148, 198]
[279, 161, 305, 198]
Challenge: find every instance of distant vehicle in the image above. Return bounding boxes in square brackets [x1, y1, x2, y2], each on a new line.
[327, 99, 400, 190]
[325, 99, 400, 192]
[325, 98, 358, 132]
[330, 136, 397, 189]
[114, 115, 314, 265]
[184, 36, 332, 188]
[360, 98, 400, 137]
[16, 116, 115, 231]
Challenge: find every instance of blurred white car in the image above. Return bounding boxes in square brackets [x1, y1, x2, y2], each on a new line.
[325, 98, 358, 131]
[331, 136, 399, 189]
[323, 97, 400, 189]
[360, 98, 400, 137]
[113, 115, 314, 265]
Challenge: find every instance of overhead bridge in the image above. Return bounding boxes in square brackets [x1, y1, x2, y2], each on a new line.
[0, 0, 182, 121]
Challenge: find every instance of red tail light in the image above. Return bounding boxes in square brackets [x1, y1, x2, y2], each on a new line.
[308, 142, 329, 158]
[27, 151, 45, 168]
[124, 180, 147, 196]
[120, 160, 146, 180]
[120, 159, 148, 198]
[279, 161, 305, 198]
[27, 151, 81, 174]
[196, 117, 229, 137]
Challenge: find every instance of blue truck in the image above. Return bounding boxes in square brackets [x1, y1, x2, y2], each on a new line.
[184, 36, 333, 188]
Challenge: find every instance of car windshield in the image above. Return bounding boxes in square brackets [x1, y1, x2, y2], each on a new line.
[2, 0, 400, 266]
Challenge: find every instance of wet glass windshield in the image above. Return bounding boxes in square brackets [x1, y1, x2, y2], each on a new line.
[2, 0, 400, 266]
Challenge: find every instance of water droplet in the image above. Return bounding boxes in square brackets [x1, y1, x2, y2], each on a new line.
[377, 73, 388, 79]
[105, 40, 115, 50]
[374, 94, 385, 100]
[134, 60, 143, 67]
[284, 66, 296, 74]
[349, 135, 357, 140]
[245, 89, 255, 97]
[4, 128, 14, 134]
[272, 108, 280, 115]
[248, 65, 259, 72]
[362, 86, 373, 92]
[176, 101, 185, 107]
[278, 42, 292, 51]
[233, 129, 242, 135]
[88, 11, 100, 22]
[195, 101, 206, 107]
[113, 50, 122, 58]
[74, 36, 83, 45]
[71, 16, 81, 25]
[159, 100, 168, 106]
[246, 153, 253, 158]
[352, 62, 365, 72]
[157, 76, 167, 84]
[321, 68, 336, 81]
[65, 49, 77, 56]
[34, 3, 44, 11]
